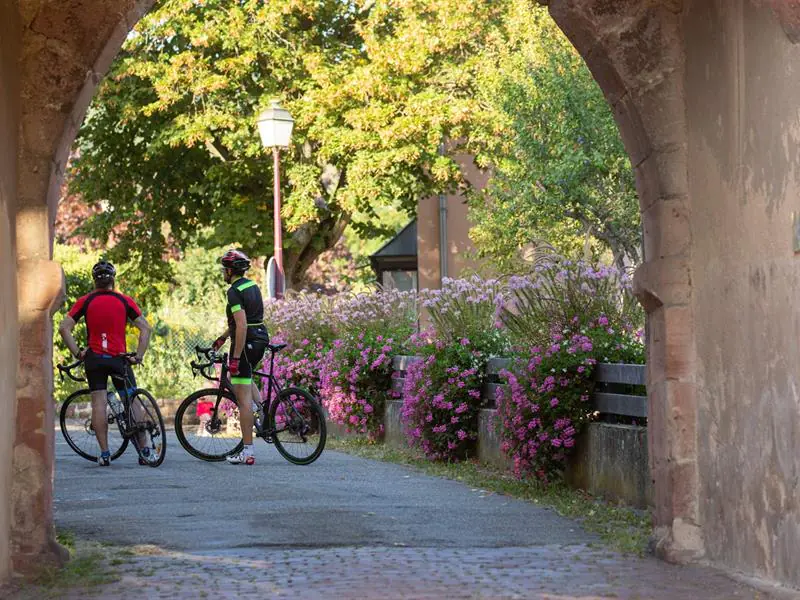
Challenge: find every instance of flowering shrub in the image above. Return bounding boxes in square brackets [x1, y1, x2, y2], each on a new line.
[496, 316, 644, 481]
[500, 260, 642, 349]
[272, 339, 329, 391]
[264, 289, 415, 438]
[420, 276, 509, 356]
[331, 289, 416, 340]
[401, 276, 511, 461]
[319, 332, 399, 439]
[401, 339, 484, 460]
[264, 293, 336, 350]
[264, 289, 414, 389]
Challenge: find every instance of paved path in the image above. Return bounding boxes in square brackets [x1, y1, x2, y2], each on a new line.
[13, 433, 793, 598]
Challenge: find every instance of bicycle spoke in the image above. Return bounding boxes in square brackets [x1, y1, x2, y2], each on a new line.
[175, 390, 243, 461]
[270, 388, 326, 464]
[128, 390, 166, 466]
[60, 390, 127, 462]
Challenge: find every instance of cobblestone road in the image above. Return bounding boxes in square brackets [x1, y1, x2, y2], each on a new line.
[7, 433, 795, 599]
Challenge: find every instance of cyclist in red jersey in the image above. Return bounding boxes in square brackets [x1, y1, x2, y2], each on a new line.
[58, 260, 152, 466]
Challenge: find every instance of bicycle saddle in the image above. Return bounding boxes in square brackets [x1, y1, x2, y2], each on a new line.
[269, 343, 288, 353]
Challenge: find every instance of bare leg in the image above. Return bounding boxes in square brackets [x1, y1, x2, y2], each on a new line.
[251, 382, 262, 406]
[91, 390, 109, 453]
[130, 396, 149, 450]
[233, 383, 254, 445]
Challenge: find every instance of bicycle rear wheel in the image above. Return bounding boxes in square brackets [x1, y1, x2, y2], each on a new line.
[175, 388, 244, 461]
[127, 389, 166, 467]
[59, 389, 128, 462]
[268, 387, 326, 465]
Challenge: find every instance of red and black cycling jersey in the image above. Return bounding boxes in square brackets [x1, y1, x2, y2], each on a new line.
[67, 290, 142, 356]
[226, 277, 269, 345]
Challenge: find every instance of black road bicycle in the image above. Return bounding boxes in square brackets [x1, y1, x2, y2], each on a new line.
[174, 344, 326, 465]
[57, 355, 166, 467]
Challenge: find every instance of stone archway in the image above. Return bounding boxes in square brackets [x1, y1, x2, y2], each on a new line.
[4, 0, 800, 591]
[547, 0, 701, 563]
[11, 0, 154, 574]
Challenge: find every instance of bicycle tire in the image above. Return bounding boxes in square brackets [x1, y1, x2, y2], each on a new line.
[128, 389, 166, 467]
[268, 387, 326, 465]
[175, 388, 244, 461]
[59, 389, 129, 462]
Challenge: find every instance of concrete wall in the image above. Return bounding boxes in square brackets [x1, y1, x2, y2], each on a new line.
[0, 1, 21, 583]
[417, 155, 489, 290]
[565, 423, 652, 509]
[383, 401, 651, 509]
[685, 0, 800, 585]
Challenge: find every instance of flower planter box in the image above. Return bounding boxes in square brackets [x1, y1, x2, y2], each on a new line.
[389, 355, 651, 508]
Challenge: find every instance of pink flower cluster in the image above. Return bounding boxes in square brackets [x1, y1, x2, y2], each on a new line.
[496, 323, 598, 481]
[271, 341, 328, 392]
[318, 332, 396, 439]
[400, 353, 482, 461]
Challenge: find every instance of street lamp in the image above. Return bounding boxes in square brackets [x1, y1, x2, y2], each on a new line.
[257, 99, 294, 299]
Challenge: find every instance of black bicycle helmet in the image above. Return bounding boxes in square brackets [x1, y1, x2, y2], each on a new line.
[92, 260, 116, 282]
[219, 249, 251, 272]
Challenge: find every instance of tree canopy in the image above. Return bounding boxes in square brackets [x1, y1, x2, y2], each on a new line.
[469, 5, 640, 271]
[69, 0, 511, 289]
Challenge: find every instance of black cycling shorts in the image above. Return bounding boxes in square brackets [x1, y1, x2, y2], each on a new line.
[84, 350, 137, 394]
[231, 338, 267, 384]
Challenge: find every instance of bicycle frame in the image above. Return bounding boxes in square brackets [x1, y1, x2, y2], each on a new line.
[191, 345, 288, 438]
[58, 356, 147, 441]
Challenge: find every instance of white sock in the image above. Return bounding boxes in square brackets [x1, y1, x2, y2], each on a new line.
[243, 444, 254, 455]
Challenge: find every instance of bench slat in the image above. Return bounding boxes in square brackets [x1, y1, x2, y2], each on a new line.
[392, 355, 422, 371]
[593, 392, 648, 418]
[482, 382, 505, 403]
[594, 363, 646, 386]
[486, 357, 511, 375]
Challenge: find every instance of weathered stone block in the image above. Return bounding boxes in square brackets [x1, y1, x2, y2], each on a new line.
[635, 146, 689, 213]
[12, 259, 66, 576]
[385, 400, 405, 449]
[669, 460, 699, 523]
[666, 381, 697, 461]
[647, 305, 696, 382]
[30, 0, 136, 63]
[477, 409, 512, 471]
[642, 196, 691, 260]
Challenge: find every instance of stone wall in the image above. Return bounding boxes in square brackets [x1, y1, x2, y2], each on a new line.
[377, 401, 652, 509]
[0, 0, 21, 583]
[685, 0, 800, 586]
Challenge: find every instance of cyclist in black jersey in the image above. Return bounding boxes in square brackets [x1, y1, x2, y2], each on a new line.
[212, 249, 269, 465]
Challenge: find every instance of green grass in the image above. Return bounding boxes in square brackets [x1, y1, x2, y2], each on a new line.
[327, 436, 652, 556]
[31, 538, 121, 596]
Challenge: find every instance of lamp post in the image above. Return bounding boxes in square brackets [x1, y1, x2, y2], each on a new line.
[257, 99, 294, 299]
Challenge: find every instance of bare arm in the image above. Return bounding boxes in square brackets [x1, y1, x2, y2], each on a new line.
[58, 316, 84, 359]
[232, 311, 247, 360]
[131, 315, 152, 362]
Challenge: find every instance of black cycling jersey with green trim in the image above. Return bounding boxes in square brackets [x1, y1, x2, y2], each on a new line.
[226, 277, 269, 345]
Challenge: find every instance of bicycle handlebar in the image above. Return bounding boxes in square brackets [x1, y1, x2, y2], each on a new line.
[57, 352, 141, 383]
[57, 360, 86, 383]
[191, 345, 226, 382]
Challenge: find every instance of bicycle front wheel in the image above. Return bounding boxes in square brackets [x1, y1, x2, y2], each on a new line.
[175, 388, 244, 461]
[59, 389, 128, 462]
[128, 389, 166, 467]
[269, 387, 326, 465]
